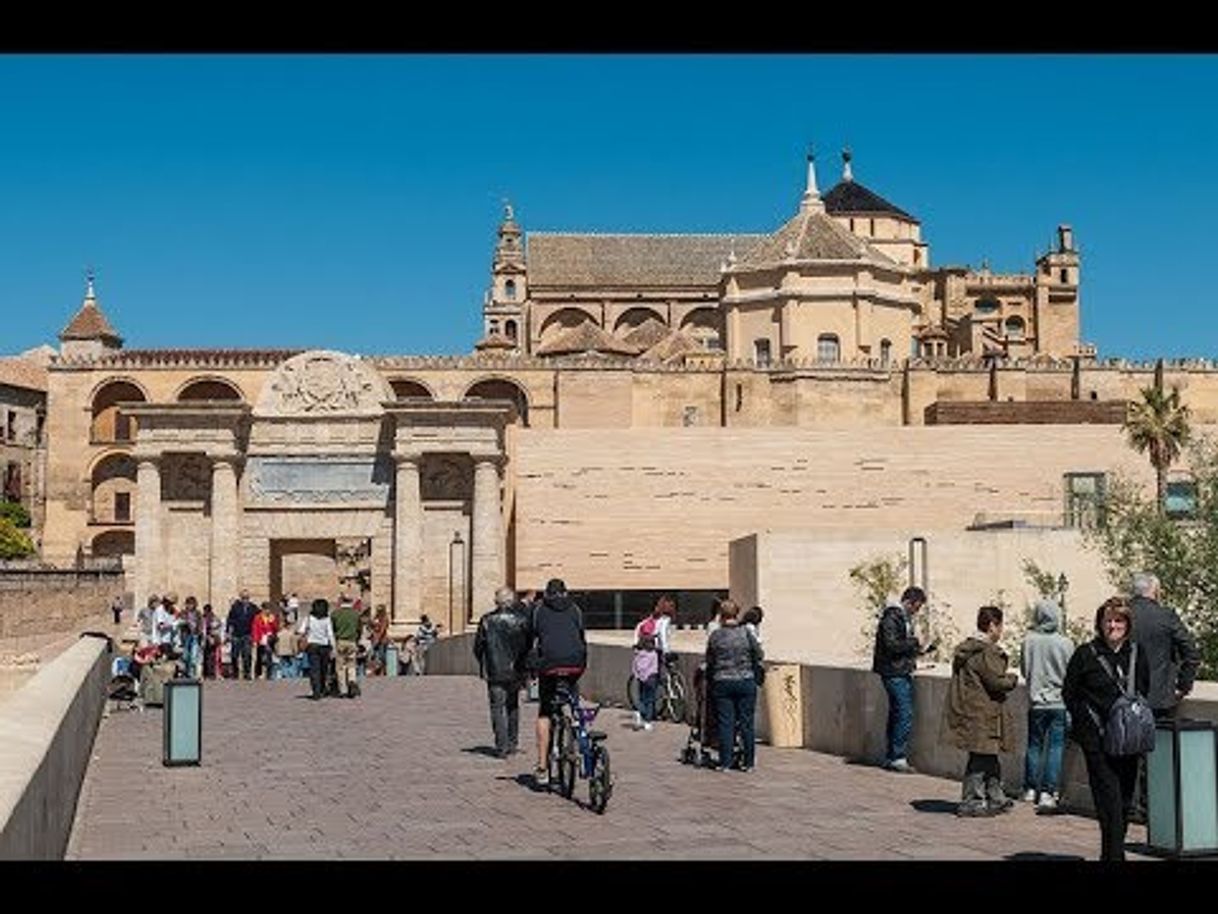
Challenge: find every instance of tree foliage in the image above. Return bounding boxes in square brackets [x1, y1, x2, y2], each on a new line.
[0, 516, 35, 560]
[848, 552, 958, 664]
[1123, 384, 1191, 512]
[0, 500, 31, 528]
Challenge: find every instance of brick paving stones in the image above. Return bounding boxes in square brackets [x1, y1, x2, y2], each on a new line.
[66, 675, 1149, 861]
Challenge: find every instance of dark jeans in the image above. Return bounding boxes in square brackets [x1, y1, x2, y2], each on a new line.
[1024, 707, 1067, 796]
[487, 681, 521, 755]
[1083, 747, 1139, 861]
[713, 677, 757, 770]
[306, 644, 332, 699]
[231, 634, 253, 679]
[881, 675, 914, 763]
[255, 643, 275, 680]
[639, 674, 658, 722]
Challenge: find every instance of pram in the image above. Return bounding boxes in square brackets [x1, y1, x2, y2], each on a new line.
[680, 663, 745, 769]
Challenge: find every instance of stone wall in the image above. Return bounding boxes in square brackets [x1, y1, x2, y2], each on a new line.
[926, 400, 1127, 425]
[0, 569, 126, 640]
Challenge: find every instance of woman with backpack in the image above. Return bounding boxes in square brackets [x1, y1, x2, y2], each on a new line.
[1062, 596, 1152, 861]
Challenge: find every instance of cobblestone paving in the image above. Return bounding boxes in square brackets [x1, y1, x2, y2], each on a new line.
[67, 675, 1150, 860]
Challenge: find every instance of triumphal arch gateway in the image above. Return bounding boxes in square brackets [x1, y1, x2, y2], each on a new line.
[35, 152, 1218, 646]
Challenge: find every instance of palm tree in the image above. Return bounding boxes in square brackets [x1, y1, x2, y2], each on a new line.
[1124, 384, 1191, 514]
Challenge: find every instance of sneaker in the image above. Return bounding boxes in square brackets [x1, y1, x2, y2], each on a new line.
[956, 803, 995, 818]
[533, 767, 549, 787]
[632, 711, 642, 729]
[1022, 788, 1038, 803]
[886, 758, 915, 774]
[990, 798, 1014, 814]
[1036, 793, 1058, 812]
[642, 722, 653, 731]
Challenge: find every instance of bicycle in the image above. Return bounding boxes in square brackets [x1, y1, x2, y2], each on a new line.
[626, 652, 687, 723]
[546, 680, 613, 814]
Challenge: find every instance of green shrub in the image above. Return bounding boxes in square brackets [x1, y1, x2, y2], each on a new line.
[0, 516, 35, 559]
[0, 500, 31, 528]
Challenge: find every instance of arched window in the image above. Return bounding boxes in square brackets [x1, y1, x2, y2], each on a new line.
[974, 298, 1000, 315]
[390, 379, 434, 401]
[613, 307, 666, 339]
[504, 279, 516, 300]
[464, 378, 529, 427]
[817, 334, 841, 363]
[879, 339, 892, 365]
[91, 452, 137, 525]
[504, 320, 518, 342]
[539, 307, 596, 343]
[91, 380, 146, 443]
[178, 379, 243, 401]
[679, 308, 722, 351]
[1005, 316, 1026, 340]
[753, 339, 772, 367]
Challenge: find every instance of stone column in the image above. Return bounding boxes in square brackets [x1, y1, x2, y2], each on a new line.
[471, 456, 504, 622]
[209, 456, 240, 608]
[393, 456, 422, 625]
[133, 456, 162, 612]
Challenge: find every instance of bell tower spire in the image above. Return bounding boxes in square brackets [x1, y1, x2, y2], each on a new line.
[800, 145, 825, 213]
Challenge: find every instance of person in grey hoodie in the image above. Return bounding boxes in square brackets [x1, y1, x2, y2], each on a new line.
[1020, 599, 1075, 811]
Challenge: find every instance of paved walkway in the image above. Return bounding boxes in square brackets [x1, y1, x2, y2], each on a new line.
[67, 675, 1149, 860]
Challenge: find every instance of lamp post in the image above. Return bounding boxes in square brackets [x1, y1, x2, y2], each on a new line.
[448, 530, 464, 631]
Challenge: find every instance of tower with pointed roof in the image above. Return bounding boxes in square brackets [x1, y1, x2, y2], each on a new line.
[823, 149, 929, 269]
[481, 202, 526, 350]
[59, 271, 123, 361]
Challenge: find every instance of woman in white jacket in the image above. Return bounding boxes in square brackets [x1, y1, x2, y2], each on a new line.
[298, 598, 336, 700]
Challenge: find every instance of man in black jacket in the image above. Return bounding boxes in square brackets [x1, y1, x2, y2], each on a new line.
[871, 586, 931, 773]
[1129, 573, 1200, 719]
[529, 578, 587, 787]
[226, 590, 258, 680]
[474, 586, 532, 758]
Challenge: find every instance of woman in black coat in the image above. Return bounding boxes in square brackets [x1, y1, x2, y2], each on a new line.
[1062, 596, 1151, 861]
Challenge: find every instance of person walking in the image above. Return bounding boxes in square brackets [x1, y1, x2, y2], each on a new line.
[872, 586, 931, 773]
[370, 605, 390, 675]
[473, 586, 532, 758]
[110, 595, 123, 627]
[298, 598, 336, 701]
[331, 596, 362, 698]
[226, 590, 258, 680]
[705, 599, 763, 772]
[631, 613, 661, 731]
[1020, 598, 1075, 812]
[252, 602, 279, 681]
[529, 579, 588, 787]
[413, 614, 442, 675]
[179, 596, 204, 679]
[201, 603, 222, 679]
[1063, 597, 1152, 862]
[942, 605, 1018, 817]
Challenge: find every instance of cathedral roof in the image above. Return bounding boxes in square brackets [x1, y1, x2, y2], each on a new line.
[59, 302, 122, 343]
[534, 321, 640, 357]
[735, 209, 895, 268]
[473, 331, 517, 352]
[620, 317, 672, 351]
[639, 330, 703, 364]
[823, 180, 917, 222]
[527, 233, 766, 288]
[0, 357, 48, 393]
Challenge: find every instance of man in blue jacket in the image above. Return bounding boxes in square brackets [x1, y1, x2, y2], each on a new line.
[872, 586, 931, 773]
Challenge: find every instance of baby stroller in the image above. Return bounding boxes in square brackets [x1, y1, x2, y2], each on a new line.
[680, 663, 745, 769]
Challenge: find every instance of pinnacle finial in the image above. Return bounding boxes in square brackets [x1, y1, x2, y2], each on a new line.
[84, 266, 96, 302]
[502, 198, 515, 222]
[801, 143, 823, 212]
[842, 147, 853, 183]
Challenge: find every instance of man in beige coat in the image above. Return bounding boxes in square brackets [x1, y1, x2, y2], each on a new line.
[942, 605, 1018, 818]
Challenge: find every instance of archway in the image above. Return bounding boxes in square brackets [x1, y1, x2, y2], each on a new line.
[91, 380, 146, 443]
[390, 378, 435, 400]
[92, 529, 135, 559]
[679, 308, 723, 351]
[464, 378, 529, 427]
[613, 307, 666, 339]
[538, 307, 596, 344]
[178, 378, 244, 401]
[90, 452, 137, 524]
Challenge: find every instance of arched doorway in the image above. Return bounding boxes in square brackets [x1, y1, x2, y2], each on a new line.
[91, 380, 146, 443]
[464, 378, 529, 427]
[178, 378, 244, 401]
[390, 378, 435, 400]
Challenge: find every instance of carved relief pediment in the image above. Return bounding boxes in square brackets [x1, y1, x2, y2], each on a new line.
[254, 350, 392, 418]
[420, 454, 472, 501]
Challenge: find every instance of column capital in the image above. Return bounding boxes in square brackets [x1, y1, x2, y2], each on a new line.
[210, 452, 243, 469]
[471, 452, 506, 469]
[133, 450, 162, 467]
[393, 452, 423, 467]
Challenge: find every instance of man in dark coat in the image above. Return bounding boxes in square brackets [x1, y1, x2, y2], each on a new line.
[474, 586, 532, 758]
[528, 578, 587, 786]
[872, 586, 930, 773]
[1129, 572, 1200, 719]
[226, 590, 258, 680]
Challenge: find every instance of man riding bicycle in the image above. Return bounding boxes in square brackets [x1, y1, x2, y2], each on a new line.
[530, 578, 588, 787]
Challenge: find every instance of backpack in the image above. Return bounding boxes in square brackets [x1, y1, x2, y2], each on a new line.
[1087, 643, 1156, 757]
[637, 617, 658, 650]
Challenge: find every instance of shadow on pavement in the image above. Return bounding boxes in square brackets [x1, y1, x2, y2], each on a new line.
[1005, 851, 1087, 861]
[461, 745, 503, 758]
[910, 799, 958, 814]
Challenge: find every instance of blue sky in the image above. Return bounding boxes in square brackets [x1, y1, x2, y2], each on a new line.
[0, 54, 1213, 360]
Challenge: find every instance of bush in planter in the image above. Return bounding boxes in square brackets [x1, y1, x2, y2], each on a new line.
[0, 516, 35, 559]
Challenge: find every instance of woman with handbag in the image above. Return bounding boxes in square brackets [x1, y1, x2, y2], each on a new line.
[1062, 596, 1152, 861]
[297, 598, 337, 701]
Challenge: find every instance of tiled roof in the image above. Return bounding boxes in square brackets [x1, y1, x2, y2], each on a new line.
[823, 180, 916, 221]
[0, 357, 48, 393]
[640, 331, 703, 364]
[735, 209, 895, 268]
[59, 303, 122, 342]
[473, 331, 517, 351]
[527, 233, 767, 288]
[534, 322, 640, 357]
[56, 348, 302, 369]
[620, 317, 672, 351]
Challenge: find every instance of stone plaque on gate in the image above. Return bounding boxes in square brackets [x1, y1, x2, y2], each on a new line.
[246, 455, 393, 506]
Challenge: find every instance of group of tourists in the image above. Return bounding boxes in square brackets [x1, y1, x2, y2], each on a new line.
[873, 573, 1200, 861]
[127, 589, 443, 697]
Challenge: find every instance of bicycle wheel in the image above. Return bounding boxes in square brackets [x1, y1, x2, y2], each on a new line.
[625, 674, 640, 711]
[589, 745, 612, 814]
[557, 714, 578, 799]
[547, 714, 566, 789]
[661, 670, 688, 723]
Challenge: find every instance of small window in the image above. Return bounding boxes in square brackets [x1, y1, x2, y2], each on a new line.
[1064, 472, 1107, 529]
[911, 338, 920, 358]
[849, 218, 855, 232]
[115, 412, 132, 442]
[3, 462, 20, 501]
[5, 410, 13, 442]
[879, 339, 892, 365]
[869, 218, 875, 235]
[504, 320, 518, 342]
[1005, 316, 1025, 340]
[1165, 480, 1198, 520]
[754, 339, 771, 367]
[1059, 269, 1068, 284]
[975, 298, 1000, 315]
[505, 279, 517, 300]
[817, 334, 841, 363]
[489, 320, 499, 333]
[913, 249, 921, 266]
[114, 492, 131, 523]
[735, 383, 743, 412]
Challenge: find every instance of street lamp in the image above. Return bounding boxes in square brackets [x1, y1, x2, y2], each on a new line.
[448, 531, 464, 630]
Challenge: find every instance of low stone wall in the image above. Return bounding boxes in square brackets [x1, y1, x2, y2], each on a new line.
[425, 631, 1218, 815]
[0, 569, 126, 641]
[0, 633, 112, 859]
